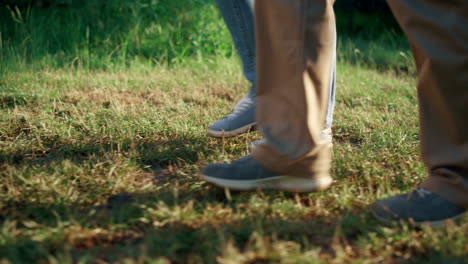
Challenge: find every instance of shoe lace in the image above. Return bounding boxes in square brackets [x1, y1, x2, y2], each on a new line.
[414, 187, 432, 198]
[226, 97, 254, 120]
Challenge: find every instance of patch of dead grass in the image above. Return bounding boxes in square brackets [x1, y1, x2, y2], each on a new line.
[62, 89, 164, 107]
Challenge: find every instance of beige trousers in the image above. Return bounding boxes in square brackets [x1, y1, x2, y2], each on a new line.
[252, 0, 468, 209]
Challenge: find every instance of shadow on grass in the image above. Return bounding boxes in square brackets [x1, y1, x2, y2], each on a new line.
[0, 195, 371, 263]
[72, 213, 356, 263]
[0, 134, 214, 168]
[1, 182, 466, 264]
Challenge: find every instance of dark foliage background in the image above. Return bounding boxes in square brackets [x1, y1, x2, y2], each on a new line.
[2, 0, 391, 12]
[1, 0, 408, 73]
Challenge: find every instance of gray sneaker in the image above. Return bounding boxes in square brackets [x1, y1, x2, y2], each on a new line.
[372, 187, 466, 227]
[249, 128, 333, 150]
[208, 95, 256, 138]
[201, 155, 333, 192]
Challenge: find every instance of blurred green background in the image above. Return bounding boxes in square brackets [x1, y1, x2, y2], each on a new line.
[0, 0, 411, 73]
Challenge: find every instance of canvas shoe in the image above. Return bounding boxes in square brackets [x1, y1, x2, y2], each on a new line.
[201, 155, 333, 192]
[208, 95, 256, 138]
[372, 187, 466, 227]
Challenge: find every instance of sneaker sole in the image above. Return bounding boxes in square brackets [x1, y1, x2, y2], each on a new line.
[207, 123, 257, 138]
[371, 208, 467, 228]
[201, 174, 333, 192]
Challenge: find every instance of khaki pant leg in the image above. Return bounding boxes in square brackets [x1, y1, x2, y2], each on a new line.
[252, 0, 335, 179]
[388, 0, 468, 208]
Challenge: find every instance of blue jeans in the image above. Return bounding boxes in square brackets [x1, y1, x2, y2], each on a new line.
[214, 0, 336, 130]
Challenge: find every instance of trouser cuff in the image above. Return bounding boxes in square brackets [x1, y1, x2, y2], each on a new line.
[252, 141, 331, 179]
[421, 168, 468, 209]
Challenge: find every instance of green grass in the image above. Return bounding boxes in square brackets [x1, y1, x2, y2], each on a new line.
[0, 0, 233, 71]
[1, 58, 467, 263]
[1, 1, 412, 73]
[1, 1, 466, 263]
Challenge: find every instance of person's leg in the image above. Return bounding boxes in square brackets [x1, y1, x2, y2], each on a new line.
[373, 0, 468, 226]
[208, 0, 257, 138]
[214, 0, 256, 96]
[208, 0, 337, 139]
[202, 0, 336, 191]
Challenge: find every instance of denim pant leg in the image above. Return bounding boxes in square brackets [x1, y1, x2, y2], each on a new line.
[324, 31, 337, 130]
[215, 0, 336, 130]
[214, 0, 257, 96]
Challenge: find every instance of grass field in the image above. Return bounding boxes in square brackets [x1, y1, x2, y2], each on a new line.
[1, 1, 467, 263]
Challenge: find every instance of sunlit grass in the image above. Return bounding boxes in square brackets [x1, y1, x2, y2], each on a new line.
[0, 2, 466, 263]
[0, 57, 466, 263]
